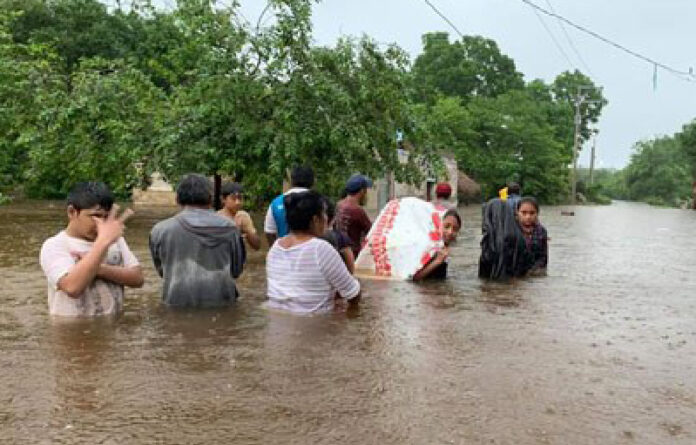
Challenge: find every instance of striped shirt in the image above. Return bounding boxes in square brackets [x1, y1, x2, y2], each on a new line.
[266, 238, 360, 314]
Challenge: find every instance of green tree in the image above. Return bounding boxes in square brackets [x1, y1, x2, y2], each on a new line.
[624, 136, 691, 206]
[24, 58, 165, 198]
[411, 32, 524, 104]
[454, 89, 567, 202]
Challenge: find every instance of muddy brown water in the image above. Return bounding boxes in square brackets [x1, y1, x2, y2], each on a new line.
[1, 201, 695, 444]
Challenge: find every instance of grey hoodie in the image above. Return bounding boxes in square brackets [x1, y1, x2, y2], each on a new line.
[149, 208, 246, 307]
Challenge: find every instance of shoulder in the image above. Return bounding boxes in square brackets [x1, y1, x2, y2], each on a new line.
[151, 215, 178, 234]
[41, 231, 68, 253]
[311, 237, 336, 254]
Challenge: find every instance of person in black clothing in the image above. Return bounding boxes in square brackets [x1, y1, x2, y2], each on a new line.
[322, 198, 355, 274]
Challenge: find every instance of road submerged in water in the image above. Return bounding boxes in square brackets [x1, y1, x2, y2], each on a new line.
[0, 200, 695, 444]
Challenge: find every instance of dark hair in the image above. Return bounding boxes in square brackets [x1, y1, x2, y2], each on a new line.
[443, 209, 461, 228]
[67, 182, 114, 211]
[517, 197, 539, 213]
[290, 166, 314, 189]
[176, 174, 212, 207]
[508, 182, 521, 195]
[221, 182, 244, 198]
[323, 197, 336, 222]
[284, 190, 325, 232]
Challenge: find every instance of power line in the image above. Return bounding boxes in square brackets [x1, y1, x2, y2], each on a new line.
[421, 0, 464, 39]
[519, 0, 695, 82]
[529, 5, 577, 71]
[543, 0, 595, 78]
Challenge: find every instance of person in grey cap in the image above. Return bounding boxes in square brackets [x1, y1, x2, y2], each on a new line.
[335, 174, 373, 258]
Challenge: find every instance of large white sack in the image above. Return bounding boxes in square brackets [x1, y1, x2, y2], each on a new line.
[355, 197, 446, 280]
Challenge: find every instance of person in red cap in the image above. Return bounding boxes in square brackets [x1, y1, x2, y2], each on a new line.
[434, 182, 453, 210]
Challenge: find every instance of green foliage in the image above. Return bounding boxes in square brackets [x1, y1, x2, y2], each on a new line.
[24, 59, 165, 198]
[451, 90, 568, 202]
[1, 0, 611, 205]
[624, 137, 691, 207]
[411, 32, 524, 104]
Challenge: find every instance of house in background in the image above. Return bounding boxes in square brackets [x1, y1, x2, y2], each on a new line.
[365, 150, 459, 211]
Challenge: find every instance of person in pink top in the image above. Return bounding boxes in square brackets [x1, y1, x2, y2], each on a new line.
[266, 191, 361, 315]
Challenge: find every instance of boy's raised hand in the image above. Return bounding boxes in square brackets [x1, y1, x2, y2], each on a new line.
[93, 204, 134, 246]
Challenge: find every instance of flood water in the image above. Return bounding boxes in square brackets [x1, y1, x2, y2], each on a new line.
[1, 201, 695, 444]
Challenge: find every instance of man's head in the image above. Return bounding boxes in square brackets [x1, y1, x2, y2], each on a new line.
[176, 174, 212, 208]
[435, 183, 452, 200]
[66, 182, 115, 241]
[290, 166, 315, 189]
[221, 182, 244, 214]
[284, 190, 327, 237]
[507, 181, 521, 196]
[345, 174, 373, 206]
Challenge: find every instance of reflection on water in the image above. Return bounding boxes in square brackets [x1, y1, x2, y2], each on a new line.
[1, 201, 696, 443]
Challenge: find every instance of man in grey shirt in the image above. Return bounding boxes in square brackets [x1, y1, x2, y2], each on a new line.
[149, 174, 245, 307]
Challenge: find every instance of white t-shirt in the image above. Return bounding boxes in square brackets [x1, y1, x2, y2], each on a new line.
[266, 238, 360, 314]
[39, 231, 139, 317]
[263, 187, 308, 234]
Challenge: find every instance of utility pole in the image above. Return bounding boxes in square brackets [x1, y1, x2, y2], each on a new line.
[589, 130, 598, 185]
[570, 86, 602, 204]
[570, 90, 583, 205]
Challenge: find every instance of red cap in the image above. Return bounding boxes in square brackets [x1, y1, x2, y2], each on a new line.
[435, 183, 452, 198]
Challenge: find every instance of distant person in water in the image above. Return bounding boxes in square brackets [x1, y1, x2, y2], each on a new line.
[516, 197, 548, 275]
[264, 166, 315, 246]
[149, 174, 246, 308]
[335, 174, 373, 258]
[434, 182, 454, 210]
[413, 209, 462, 281]
[266, 191, 360, 314]
[479, 197, 528, 280]
[39, 182, 143, 317]
[506, 181, 522, 211]
[218, 182, 260, 251]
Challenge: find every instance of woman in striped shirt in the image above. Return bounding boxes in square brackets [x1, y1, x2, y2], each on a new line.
[266, 191, 361, 314]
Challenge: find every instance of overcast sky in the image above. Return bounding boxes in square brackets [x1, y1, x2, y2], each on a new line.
[154, 0, 696, 169]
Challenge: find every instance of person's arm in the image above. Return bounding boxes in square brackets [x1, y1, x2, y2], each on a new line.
[263, 204, 277, 246]
[531, 228, 549, 272]
[413, 247, 448, 281]
[340, 247, 355, 274]
[58, 206, 133, 298]
[236, 211, 261, 251]
[317, 242, 361, 301]
[97, 264, 144, 287]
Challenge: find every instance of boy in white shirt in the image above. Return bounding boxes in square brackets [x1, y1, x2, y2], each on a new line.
[39, 182, 143, 317]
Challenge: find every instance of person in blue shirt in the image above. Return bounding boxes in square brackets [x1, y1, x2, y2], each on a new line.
[263, 166, 314, 246]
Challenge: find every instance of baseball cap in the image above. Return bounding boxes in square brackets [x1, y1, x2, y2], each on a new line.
[345, 174, 373, 194]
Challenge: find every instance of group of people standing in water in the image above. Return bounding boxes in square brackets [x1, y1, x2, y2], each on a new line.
[38, 168, 548, 318]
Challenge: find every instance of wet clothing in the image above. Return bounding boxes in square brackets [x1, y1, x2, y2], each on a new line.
[149, 209, 245, 307]
[40, 232, 139, 317]
[264, 187, 308, 237]
[335, 198, 372, 257]
[266, 238, 360, 314]
[523, 223, 548, 271]
[422, 257, 448, 280]
[478, 198, 532, 280]
[506, 194, 521, 212]
[322, 229, 351, 253]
